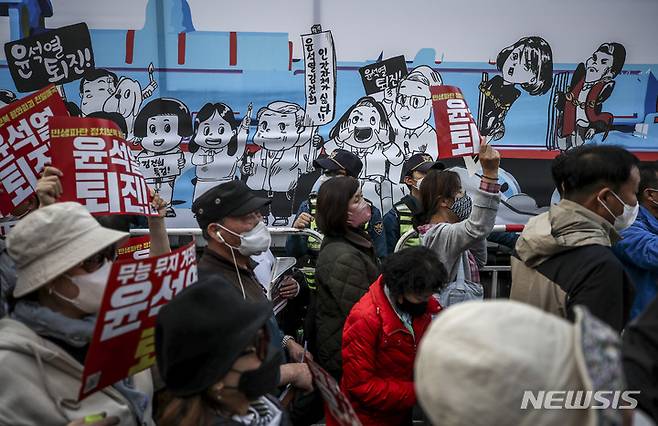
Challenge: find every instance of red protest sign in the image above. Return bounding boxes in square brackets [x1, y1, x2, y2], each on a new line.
[117, 235, 151, 261]
[0, 85, 67, 215]
[49, 116, 158, 216]
[79, 241, 198, 400]
[431, 85, 481, 159]
[307, 359, 362, 426]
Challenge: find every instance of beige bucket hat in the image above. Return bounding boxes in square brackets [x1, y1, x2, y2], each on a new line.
[7, 202, 129, 297]
[415, 300, 624, 426]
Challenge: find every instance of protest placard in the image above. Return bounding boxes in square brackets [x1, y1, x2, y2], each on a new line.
[137, 152, 183, 181]
[49, 116, 158, 216]
[0, 85, 68, 215]
[301, 25, 336, 127]
[117, 235, 151, 261]
[431, 85, 481, 159]
[79, 241, 198, 400]
[358, 55, 408, 96]
[4, 23, 94, 92]
[307, 359, 363, 426]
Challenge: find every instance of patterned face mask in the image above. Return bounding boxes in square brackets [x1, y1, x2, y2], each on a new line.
[449, 193, 472, 222]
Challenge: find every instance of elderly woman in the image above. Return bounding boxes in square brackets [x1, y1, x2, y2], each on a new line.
[0, 202, 155, 425]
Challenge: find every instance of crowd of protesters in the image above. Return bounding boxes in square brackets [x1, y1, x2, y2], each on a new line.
[1, 125, 658, 426]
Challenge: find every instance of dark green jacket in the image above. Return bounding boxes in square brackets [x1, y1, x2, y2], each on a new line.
[314, 229, 379, 379]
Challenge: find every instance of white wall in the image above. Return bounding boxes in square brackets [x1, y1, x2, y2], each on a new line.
[0, 0, 655, 64]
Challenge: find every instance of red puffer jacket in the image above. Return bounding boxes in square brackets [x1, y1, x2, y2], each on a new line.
[329, 276, 441, 426]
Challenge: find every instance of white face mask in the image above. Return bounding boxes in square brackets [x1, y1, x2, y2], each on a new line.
[414, 177, 424, 191]
[598, 190, 639, 232]
[216, 221, 271, 256]
[54, 260, 112, 314]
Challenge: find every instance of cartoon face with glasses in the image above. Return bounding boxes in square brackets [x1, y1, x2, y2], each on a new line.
[390, 66, 443, 159]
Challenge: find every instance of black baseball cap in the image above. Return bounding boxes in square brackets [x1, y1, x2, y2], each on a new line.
[313, 149, 363, 178]
[155, 275, 273, 396]
[400, 153, 445, 183]
[192, 180, 270, 224]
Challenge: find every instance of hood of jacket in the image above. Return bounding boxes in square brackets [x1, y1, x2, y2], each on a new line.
[516, 199, 620, 268]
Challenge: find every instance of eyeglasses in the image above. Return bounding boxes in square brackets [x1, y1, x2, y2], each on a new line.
[396, 94, 430, 109]
[81, 245, 116, 272]
[238, 327, 270, 361]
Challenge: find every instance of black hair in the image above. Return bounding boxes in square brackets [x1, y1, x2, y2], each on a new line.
[65, 101, 83, 117]
[316, 176, 360, 237]
[79, 68, 118, 94]
[560, 145, 639, 199]
[86, 111, 128, 136]
[638, 162, 658, 202]
[0, 89, 17, 105]
[382, 246, 448, 298]
[328, 96, 395, 144]
[189, 103, 240, 156]
[595, 43, 626, 79]
[496, 36, 553, 96]
[551, 151, 570, 196]
[134, 98, 193, 138]
[415, 169, 462, 227]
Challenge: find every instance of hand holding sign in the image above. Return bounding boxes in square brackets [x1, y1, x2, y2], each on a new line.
[36, 166, 63, 207]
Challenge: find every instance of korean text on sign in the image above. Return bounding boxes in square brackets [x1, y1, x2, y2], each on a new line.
[431, 85, 481, 159]
[0, 85, 68, 215]
[358, 55, 408, 96]
[49, 116, 158, 216]
[79, 242, 198, 400]
[301, 26, 337, 127]
[4, 22, 94, 92]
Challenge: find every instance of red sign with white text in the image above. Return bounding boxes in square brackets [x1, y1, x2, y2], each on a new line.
[79, 241, 198, 400]
[431, 85, 481, 159]
[307, 359, 362, 426]
[0, 85, 67, 215]
[116, 235, 151, 261]
[49, 116, 158, 216]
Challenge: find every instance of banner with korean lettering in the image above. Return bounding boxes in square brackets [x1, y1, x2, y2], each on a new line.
[49, 116, 158, 216]
[0, 85, 68, 215]
[301, 25, 337, 127]
[358, 56, 408, 96]
[117, 235, 151, 261]
[4, 23, 94, 93]
[431, 85, 481, 159]
[307, 359, 362, 426]
[79, 241, 198, 400]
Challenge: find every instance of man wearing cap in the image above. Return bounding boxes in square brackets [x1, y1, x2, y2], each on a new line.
[383, 153, 444, 254]
[0, 202, 154, 425]
[192, 180, 313, 392]
[286, 149, 387, 260]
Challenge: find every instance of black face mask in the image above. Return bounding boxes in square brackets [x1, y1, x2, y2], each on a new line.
[397, 299, 428, 317]
[227, 343, 283, 400]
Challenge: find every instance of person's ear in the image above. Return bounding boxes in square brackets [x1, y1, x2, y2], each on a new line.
[210, 383, 225, 401]
[403, 176, 415, 187]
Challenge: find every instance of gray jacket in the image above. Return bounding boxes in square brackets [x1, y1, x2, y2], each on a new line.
[420, 187, 500, 281]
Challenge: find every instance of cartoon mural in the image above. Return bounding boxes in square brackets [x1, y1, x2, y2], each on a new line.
[190, 102, 251, 200]
[555, 43, 626, 150]
[1, 0, 657, 229]
[478, 37, 553, 141]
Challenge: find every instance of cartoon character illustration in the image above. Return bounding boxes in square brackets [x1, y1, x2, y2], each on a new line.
[478, 36, 553, 141]
[133, 97, 192, 217]
[190, 102, 251, 200]
[79, 69, 118, 116]
[326, 96, 403, 212]
[0, 89, 17, 107]
[555, 43, 626, 150]
[245, 101, 314, 226]
[80, 66, 157, 138]
[389, 66, 443, 160]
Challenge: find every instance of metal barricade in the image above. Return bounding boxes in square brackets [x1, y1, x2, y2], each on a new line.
[129, 226, 324, 246]
[394, 224, 523, 299]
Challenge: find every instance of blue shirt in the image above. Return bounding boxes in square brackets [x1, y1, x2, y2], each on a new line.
[613, 206, 658, 320]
